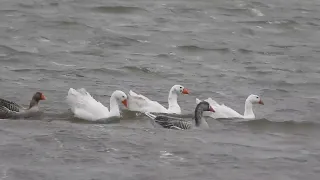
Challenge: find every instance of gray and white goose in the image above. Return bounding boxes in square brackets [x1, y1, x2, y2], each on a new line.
[0, 92, 46, 118]
[144, 101, 215, 130]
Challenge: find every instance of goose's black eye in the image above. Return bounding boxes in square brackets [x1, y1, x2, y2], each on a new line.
[122, 96, 125, 98]
[256, 97, 259, 99]
[180, 87, 182, 89]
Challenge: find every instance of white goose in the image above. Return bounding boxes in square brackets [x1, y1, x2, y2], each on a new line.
[196, 94, 264, 119]
[66, 88, 128, 121]
[127, 85, 189, 114]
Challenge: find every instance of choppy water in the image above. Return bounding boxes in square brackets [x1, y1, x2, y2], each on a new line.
[1, 0, 320, 179]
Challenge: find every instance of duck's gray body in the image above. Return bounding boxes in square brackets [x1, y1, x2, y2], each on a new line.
[0, 98, 25, 118]
[144, 101, 214, 130]
[0, 92, 46, 119]
[0, 98, 23, 112]
[153, 115, 192, 130]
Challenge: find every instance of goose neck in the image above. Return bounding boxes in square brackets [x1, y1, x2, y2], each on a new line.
[110, 95, 120, 115]
[194, 104, 205, 127]
[29, 99, 39, 109]
[168, 90, 179, 110]
[244, 100, 254, 118]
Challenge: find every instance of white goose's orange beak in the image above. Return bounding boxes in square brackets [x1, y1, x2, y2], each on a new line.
[122, 99, 128, 107]
[258, 100, 264, 105]
[182, 88, 189, 94]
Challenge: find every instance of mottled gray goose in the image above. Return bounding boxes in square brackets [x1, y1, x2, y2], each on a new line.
[144, 101, 215, 130]
[0, 92, 46, 119]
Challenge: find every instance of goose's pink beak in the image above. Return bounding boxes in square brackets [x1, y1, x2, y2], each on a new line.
[182, 88, 189, 94]
[209, 106, 215, 112]
[40, 94, 46, 100]
[122, 99, 128, 107]
[258, 100, 264, 105]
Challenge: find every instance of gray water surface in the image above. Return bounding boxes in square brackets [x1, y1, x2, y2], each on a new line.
[1, 0, 320, 179]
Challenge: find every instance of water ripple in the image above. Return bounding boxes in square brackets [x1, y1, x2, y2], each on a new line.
[91, 6, 148, 14]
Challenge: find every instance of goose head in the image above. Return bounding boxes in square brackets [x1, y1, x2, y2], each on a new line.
[194, 101, 215, 127]
[33, 92, 46, 101]
[29, 92, 46, 108]
[171, 85, 189, 95]
[196, 101, 215, 112]
[246, 94, 264, 105]
[112, 90, 128, 107]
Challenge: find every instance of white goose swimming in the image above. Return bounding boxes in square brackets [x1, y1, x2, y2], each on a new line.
[127, 85, 189, 114]
[196, 94, 264, 119]
[66, 88, 128, 121]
